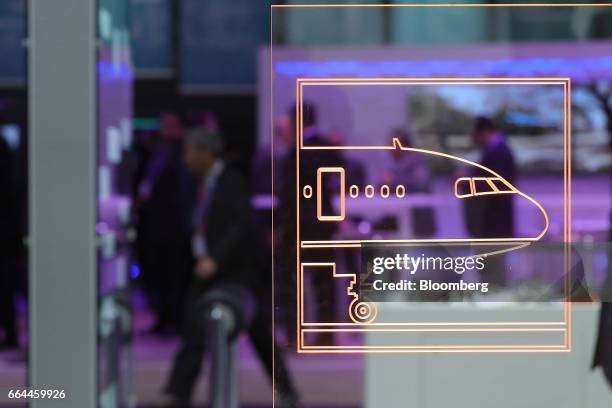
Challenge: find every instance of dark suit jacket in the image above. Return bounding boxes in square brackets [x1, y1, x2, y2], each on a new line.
[343, 157, 366, 190]
[139, 141, 193, 243]
[197, 166, 252, 286]
[465, 138, 516, 239]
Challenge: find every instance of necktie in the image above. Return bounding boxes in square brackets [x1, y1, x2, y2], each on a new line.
[192, 179, 210, 257]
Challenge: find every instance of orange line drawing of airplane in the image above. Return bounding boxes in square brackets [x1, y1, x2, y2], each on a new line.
[301, 137, 549, 244]
[298, 137, 550, 325]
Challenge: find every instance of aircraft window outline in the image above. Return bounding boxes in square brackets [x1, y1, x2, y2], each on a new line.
[454, 177, 473, 198]
[490, 178, 517, 193]
[474, 177, 517, 195]
[472, 177, 498, 194]
[455, 177, 518, 198]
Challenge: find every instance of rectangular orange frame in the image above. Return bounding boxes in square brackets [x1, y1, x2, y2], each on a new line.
[292, 78, 571, 353]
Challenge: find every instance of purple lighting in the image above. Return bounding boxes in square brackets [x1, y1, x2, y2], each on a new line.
[97, 60, 133, 83]
[130, 264, 141, 279]
[275, 56, 612, 82]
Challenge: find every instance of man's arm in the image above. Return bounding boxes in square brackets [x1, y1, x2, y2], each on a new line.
[208, 173, 250, 268]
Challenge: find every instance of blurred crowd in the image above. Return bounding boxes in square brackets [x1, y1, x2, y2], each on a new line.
[0, 100, 608, 406]
[130, 110, 299, 407]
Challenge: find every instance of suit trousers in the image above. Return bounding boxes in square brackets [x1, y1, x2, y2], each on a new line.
[165, 280, 297, 401]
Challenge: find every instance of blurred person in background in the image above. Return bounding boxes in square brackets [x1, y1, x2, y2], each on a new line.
[0, 115, 20, 350]
[163, 127, 298, 408]
[252, 114, 292, 196]
[464, 116, 516, 287]
[328, 129, 368, 309]
[277, 102, 339, 346]
[382, 128, 435, 238]
[252, 115, 301, 404]
[264, 115, 298, 343]
[137, 111, 193, 336]
[131, 128, 156, 202]
[382, 128, 431, 193]
[274, 115, 293, 160]
[251, 115, 293, 263]
[186, 109, 220, 134]
[464, 116, 516, 238]
[329, 129, 367, 190]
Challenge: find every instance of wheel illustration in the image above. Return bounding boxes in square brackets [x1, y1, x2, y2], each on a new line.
[349, 299, 377, 324]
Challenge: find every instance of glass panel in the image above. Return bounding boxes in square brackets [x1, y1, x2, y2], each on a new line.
[270, 4, 611, 407]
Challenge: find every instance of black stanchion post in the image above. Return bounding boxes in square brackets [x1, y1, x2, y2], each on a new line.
[206, 303, 236, 408]
[198, 285, 256, 408]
